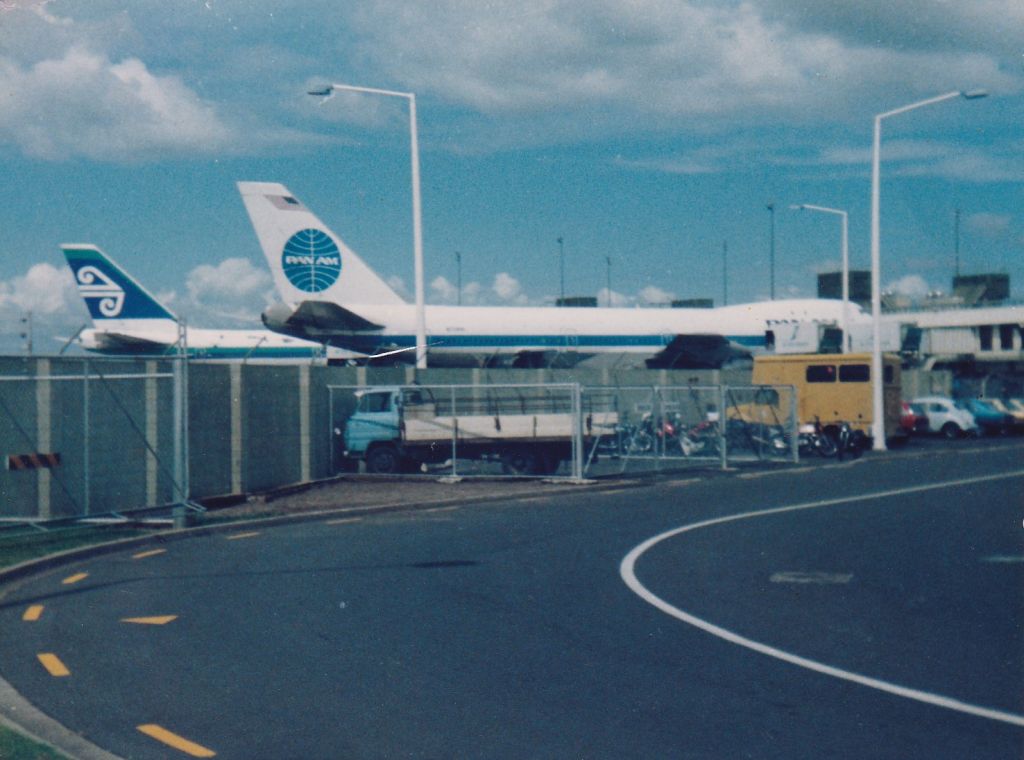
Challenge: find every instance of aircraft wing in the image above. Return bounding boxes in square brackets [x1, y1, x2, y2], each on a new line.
[646, 334, 742, 369]
[92, 331, 177, 354]
[264, 300, 385, 337]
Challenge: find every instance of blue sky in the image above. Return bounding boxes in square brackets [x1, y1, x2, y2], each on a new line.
[1, 0, 1021, 353]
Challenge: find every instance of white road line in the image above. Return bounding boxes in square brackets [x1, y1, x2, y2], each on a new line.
[620, 469, 1024, 728]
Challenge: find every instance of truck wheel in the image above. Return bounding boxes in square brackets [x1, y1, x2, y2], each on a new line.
[366, 445, 401, 474]
[941, 422, 962, 440]
[501, 449, 539, 476]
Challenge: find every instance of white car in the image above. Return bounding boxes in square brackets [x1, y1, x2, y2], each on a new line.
[911, 396, 979, 439]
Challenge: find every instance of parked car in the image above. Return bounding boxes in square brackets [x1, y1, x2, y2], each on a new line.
[959, 398, 1013, 436]
[911, 396, 979, 439]
[899, 401, 929, 434]
[986, 398, 1024, 433]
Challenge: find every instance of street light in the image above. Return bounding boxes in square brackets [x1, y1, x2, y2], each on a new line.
[309, 82, 427, 369]
[605, 256, 612, 307]
[766, 202, 776, 300]
[791, 204, 850, 352]
[557, 236, 565, 304]
[455, 251, 462, 306]
[869, 89, 987, 450]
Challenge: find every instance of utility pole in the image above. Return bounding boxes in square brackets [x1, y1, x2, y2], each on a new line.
[722, 241, 728, 306]
[605, 256, 612, 307]
[767, 202, 776, 300]
[455, 251, 462, 305]
[954, 208, 961, 278]
[557, 236, 565, 303]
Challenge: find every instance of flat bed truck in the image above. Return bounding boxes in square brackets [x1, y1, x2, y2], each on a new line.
[342, 386, 617, 475]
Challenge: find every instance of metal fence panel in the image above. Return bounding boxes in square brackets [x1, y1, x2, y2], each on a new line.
[328, 383, 609, 480]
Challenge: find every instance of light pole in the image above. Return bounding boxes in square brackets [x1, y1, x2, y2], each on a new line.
[766, 202, 776, 300]
[309, 83, 427, 368]
[455, 251, 462, 306]
[605, 256, 612, 307]
[791, 204, 850, 352]
[869, 89, 987, 450]
[557, 236, 565, 304]
[722, 240, 728, 306]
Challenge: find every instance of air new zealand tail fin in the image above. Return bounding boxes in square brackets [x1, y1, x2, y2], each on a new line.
[61, 244, 177, 325]
[237, 182, 405, 308]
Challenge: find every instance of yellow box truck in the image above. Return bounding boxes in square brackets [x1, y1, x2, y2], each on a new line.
[750, 353, 904, 444]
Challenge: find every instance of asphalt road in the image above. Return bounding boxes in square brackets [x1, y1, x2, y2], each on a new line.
[1, 440, 1022, 759]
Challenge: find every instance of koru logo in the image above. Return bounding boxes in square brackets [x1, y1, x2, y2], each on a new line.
[281, 229, 342, 292]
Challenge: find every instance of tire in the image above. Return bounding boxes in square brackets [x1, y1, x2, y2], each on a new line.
[366, 444, 401, 474]
[816, 434, 838, 458]
[941, 422, 962, 440]
[501, 448, 539, 476]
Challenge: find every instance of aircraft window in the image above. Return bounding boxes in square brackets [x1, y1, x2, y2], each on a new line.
[999, 324, 1015, 350]
[979, 325, 993, 351]
[283, 196, 299, 205]
[806, 365, 836, 383]
[839, 364, 870, 382]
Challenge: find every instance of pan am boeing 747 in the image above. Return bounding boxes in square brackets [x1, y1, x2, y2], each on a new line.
[238, 181, 862, 368]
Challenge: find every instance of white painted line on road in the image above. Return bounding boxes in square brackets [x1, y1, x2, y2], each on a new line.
[981, 555, 1024, 564]
[621, 468, 1024, 728]
[770, 571, 852, 585]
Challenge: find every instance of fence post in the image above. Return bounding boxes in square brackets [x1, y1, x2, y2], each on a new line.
[719, 384, 728, 470]
[172, 321, 188, 528]
[82, 359, 90, 517]
[572, 383, 583, 481]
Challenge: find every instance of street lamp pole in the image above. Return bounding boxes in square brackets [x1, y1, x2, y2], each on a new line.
[605, 256, 612, 307]
[791, 204, 849, 352]
[309, 83, 427, 369]
[869, 89, 987, 451]
[455, 251, 462, 306]
[766, 202, 776, 300]
[557, 236, 565, 304]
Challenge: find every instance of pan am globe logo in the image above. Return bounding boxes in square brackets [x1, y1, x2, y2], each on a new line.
[281, 229, 342, 292]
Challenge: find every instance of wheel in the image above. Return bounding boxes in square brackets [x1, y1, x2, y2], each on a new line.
[816, 433, 838, 458]
[501, 449, 539, 475]
[366, 445, 401, 474]
[626, 430, 654, 454]
[941, 422, 962, 440]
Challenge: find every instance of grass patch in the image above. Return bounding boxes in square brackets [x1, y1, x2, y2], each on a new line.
[0, 524, 157, 571]
[0, 724, 66, 759]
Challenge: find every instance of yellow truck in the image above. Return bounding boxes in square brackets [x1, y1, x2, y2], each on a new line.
[748, 352, 904, 444]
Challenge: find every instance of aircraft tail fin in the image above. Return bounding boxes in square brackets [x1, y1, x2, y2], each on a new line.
[61, 244, 178, 325]
[237, 182, 405, 307]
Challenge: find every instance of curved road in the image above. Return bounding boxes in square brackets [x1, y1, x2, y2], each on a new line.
[1, 441, 1022, 758]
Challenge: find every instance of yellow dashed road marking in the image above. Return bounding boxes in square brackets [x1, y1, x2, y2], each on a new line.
[226, 531, 260, 540]
[22, 605, 44, 622]
[62, 572, 88, 585]
[37, 653, 70, 677]
[137, 724, 216, 757]
[121, 615, 178, 625]
[133, 548, 167, 560]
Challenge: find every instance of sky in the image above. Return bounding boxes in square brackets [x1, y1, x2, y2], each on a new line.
[0, 0, 1021, 354]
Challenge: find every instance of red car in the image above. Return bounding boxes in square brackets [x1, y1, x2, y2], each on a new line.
[900, 401, 928, 434]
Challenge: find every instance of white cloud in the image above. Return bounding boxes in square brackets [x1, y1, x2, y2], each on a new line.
[966, 212, 1012, 237]
[349, 0, 1019, 133]
[492, 272, 527, 304]
[185, 258, 273, 321]
[637, 285, 676, 305]
[430, 275, 459, 303]
[0, 45, 232, 160]
[0, 262, 79, 315]
[0, 261, 84, 351]
[885, 274, 930, 298]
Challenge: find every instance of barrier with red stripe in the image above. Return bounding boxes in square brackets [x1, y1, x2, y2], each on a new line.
[7, 453, 62, 470]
